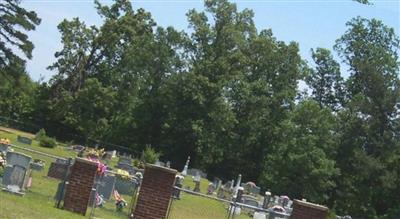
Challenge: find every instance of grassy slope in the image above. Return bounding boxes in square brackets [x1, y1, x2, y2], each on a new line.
[0, 127, 250, 219]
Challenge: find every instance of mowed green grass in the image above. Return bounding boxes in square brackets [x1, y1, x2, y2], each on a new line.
[0, 128, 131, 219]
[0, 127, 251, 219]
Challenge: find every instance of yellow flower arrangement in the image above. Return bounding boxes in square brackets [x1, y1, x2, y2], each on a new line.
[86, 148, 106, 158]
[0, 138, 10, 145]
[115, 169, 132, 180]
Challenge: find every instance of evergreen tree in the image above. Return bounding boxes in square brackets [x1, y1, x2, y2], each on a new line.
[0, 0, 41, 75]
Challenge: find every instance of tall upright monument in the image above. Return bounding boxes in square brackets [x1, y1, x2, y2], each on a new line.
[181, 156, 190, 176]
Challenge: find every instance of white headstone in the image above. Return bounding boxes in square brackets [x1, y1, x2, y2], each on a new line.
[181, 156, 190, 176]
[233, 174, 242, 197]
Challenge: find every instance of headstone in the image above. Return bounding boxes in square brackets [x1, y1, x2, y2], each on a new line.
[217, 180, 234, 199]
[17, 136, 32, 145]
[193, 172, 201, 192]
[47, 162, 70, 180]
[54, 181, 66, 202]
[30, 159, 45, 171]
[242, 196, 259, 208]
[115, 177, 137, 195]
[154, 160, 165, 167]
[56, 158, 68, 164]
[2, 164, 31, 195]
[181, 156, 190, 176]
[213, 177, 222, 190]
[172, 175, 184, 199]
[250, 185, 261, 195]
[6, 152, 32, 169]
[242, 182, 261, 195]
[233, 174, 242, 197]
[72, 145, 85, 152]
[0, 144, 9, 153]
[3, 165, 27, 188]
[207, 183, 215, 195]
[104, 150, 116, 159]
[2, 152, 32, 193]
[97, 175, 116, 199]
[263, 191, 272, 209]
[253, 212, 267, 219]
[281, 195, 290, 208]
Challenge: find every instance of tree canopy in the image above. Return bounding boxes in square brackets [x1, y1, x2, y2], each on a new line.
[1, 1, 399, 218]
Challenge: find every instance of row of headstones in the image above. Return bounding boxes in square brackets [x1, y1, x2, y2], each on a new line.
[173, 158, 290, 214]
[57, 157, 144, 216]
[49, 158, 140, 198]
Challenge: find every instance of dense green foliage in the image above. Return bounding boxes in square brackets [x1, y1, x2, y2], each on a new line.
[141, 145, 161, 164]
[34, 128, 46, 140]
[39, 135, 57, 148]
[0, 0, 399, 218]
[34, 128, 57, 148]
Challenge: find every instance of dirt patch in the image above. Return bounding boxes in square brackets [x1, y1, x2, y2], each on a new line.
[0, 126, 35, 138]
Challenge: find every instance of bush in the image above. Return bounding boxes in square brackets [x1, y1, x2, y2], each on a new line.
[140, 145, 160, 164]
[39, 136, 57, 148]
[35, 128, 46, 141]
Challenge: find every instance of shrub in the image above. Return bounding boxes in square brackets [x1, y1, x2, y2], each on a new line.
[39, 136, 57, 148]
[35, 128, 46, 141]
[140, 145, 160, 164]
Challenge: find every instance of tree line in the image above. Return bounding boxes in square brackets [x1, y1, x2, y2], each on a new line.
[1, 0, 399, 218]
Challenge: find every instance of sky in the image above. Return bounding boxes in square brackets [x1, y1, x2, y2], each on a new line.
[20, 0, 400, 81]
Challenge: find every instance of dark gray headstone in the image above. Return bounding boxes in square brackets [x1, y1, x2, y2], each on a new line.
[242, 196, 259, 208]
[0, 144, 9, 153]
[241, 182, 261, 195]
[55, 158, 68, 165]
[72, 145, 85, 152]
[114, 177, 137, 195]
[2, 165, 28, 189]
[30, 162, 45, 171]
[17, 136, 32, 145]
[6, 152, 32, 169]
[47, 162, 70, 180]
[2, 166, 14, 186]
[97, 175, 116, 199]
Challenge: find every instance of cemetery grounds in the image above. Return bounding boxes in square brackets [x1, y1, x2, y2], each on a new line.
[0, 127, 251, 219]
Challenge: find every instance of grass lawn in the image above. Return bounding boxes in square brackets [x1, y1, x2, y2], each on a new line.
[0, 127, 251, 219]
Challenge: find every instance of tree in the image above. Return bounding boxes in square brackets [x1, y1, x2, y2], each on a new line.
[227, 30, 305, 181]
[0, 61, 36, 120]
[306, 48, 345, 110]
[0, 0, 41, 74]
[261, 100, 338, 204]
[50, 78, 116, 140]
[47, 18, 99, 93]
[334, 17, 400, 218]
